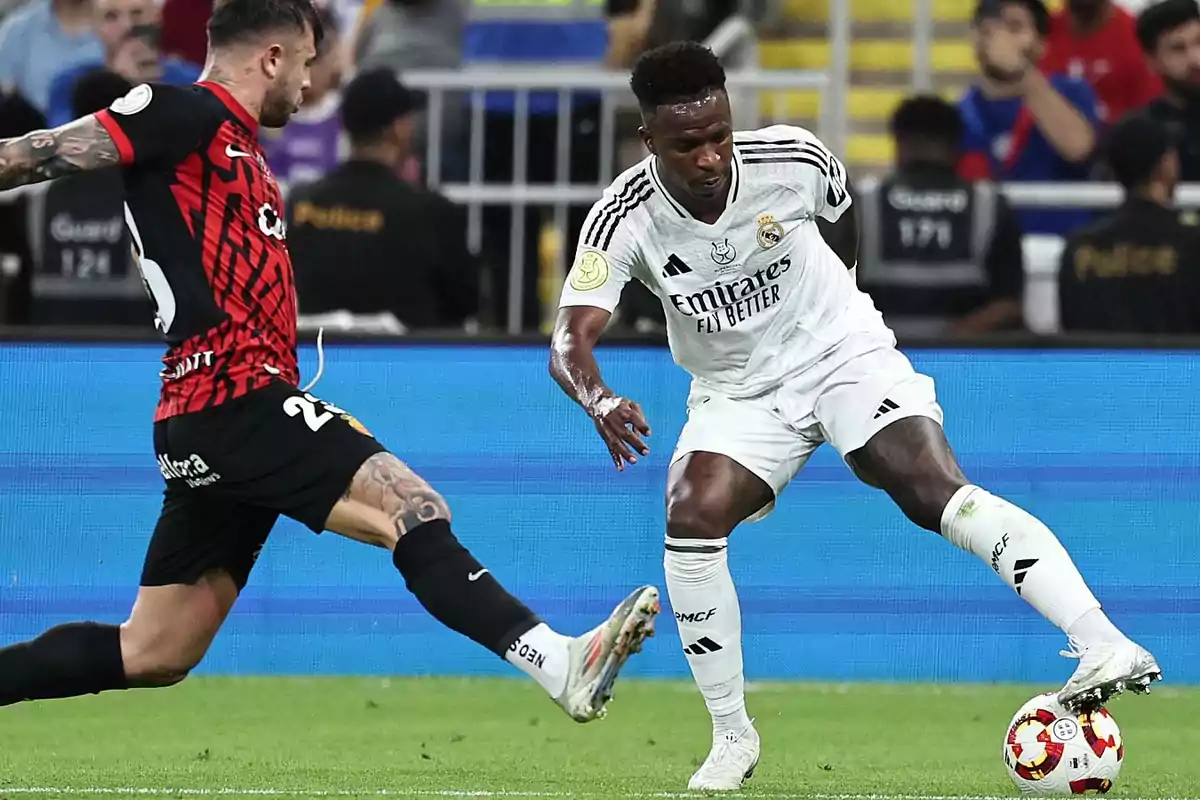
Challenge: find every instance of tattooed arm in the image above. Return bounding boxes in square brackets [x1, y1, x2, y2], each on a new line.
[0, 115, 121, 191]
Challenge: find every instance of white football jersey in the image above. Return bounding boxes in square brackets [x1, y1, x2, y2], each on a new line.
[559, 124, 893, 399]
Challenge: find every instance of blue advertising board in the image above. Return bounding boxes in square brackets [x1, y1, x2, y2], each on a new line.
[0, 343, 1195, 683]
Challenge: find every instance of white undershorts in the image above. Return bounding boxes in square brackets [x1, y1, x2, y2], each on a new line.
[670, 333, 944, 522]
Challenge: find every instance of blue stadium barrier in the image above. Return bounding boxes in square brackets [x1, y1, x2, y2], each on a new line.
[0, 342, 1195, 684]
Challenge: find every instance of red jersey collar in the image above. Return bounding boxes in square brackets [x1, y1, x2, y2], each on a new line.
[198, 81, 259, 133]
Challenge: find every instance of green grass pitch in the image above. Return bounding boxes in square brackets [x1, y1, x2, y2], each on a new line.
[0, 678, 1195, 799]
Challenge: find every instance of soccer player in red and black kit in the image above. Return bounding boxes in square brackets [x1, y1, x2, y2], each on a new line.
[0, 0, 659, 722]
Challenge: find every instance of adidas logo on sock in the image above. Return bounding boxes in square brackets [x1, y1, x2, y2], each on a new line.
[873, 398, 899, 419]
[683, 637, 723, 656]
[1013, 558, 1039, 595]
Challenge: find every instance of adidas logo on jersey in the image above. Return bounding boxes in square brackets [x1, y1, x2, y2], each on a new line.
[662, 253, 693, 278]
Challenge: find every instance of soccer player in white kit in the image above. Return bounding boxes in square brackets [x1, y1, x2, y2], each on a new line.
[548, 42, 1163, 791]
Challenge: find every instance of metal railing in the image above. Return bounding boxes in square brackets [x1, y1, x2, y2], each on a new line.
[912, 0, 935, 93]
[1, 176, 1193, 334]
[399, 66, 830, 333]
[826, 0, 851, 156]
[706, 14, 760, 67]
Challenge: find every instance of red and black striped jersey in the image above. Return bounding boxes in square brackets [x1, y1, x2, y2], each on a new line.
[95, 81, 299, 421]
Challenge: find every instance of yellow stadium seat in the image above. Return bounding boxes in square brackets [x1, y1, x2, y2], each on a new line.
[846, 134, 894, 168]
[764, 0, 977, 173]
[760, 38, 975, 72]
[782, 0, 974, 24]
[759, 86, 914, 122]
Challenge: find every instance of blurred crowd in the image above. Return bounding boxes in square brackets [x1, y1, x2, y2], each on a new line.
[0, 0, 1197, 338]
[869, 0, 1200, 338]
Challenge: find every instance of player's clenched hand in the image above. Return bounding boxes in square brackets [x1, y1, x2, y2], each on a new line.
[588, 395, 651, 471]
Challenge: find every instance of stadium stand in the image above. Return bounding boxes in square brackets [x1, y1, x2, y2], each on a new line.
[760, 0, 975, 172]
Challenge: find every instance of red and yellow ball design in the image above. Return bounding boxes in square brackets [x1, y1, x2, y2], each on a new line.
[1007, 707, 1068, 780]
[1003, 693, 1124, 796]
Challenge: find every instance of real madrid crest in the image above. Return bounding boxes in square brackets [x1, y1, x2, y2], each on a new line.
[756, 214, 784, 250]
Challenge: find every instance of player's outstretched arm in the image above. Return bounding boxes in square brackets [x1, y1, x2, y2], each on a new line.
[549, 306, 651, 471]
[549, 306, 615, 412]
[0, 116, 119, 191]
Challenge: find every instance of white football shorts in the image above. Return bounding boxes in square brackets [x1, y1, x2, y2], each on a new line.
[670, 333, 944, 522]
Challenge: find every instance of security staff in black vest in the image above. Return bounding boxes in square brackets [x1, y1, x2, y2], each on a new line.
[858, 95, 1026, 338]
[30, 69, 150, 326]
[1058, 112, 1200, 333]
[286, 67, 480, 330]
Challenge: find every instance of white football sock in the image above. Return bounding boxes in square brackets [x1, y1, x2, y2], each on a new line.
[665, 536, 752, 735]
[940, 485, 1120, 646]
[1066, 607, 1125, 647]
[505, 623, 570, 697]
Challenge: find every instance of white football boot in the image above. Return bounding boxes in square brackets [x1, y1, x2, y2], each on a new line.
[553, 585, 659, 722]
[1058, 635, 1162, 711]
[688, 721, 761, 791]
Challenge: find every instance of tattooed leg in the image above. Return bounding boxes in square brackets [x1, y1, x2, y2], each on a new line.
[325, 452, 450, 548]
[324, 450, 544, 661]
[322, 450, 657, 719]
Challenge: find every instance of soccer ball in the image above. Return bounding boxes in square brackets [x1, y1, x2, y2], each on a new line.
[1002, 692, 1123, 795]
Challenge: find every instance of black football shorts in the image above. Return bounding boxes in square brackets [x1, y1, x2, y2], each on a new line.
[142, 379, 387, 589]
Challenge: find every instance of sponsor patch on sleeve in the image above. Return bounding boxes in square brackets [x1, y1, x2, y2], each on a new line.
[569, 250, 610, 292]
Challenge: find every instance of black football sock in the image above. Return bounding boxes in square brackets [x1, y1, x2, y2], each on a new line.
[392, 519, 539, 657]
[0, 622, 128, 706]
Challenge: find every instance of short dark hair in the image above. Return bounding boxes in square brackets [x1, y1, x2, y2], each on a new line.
[890, 94, 964, 148]
[340, 67, 425, 146]
[207, 0, 324, 50]
[314, 5, 339, 56]
[974, 0, 1051, 37]
[1137, 0, 1200, 53]
[72, 68, 133, 118]
[1104, 111, 1174, 189]
[630, 41, 726, 113]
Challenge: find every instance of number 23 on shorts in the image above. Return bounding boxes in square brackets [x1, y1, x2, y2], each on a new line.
[283, 392, 374, 437]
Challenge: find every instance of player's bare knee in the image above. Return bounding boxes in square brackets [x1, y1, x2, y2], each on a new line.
[364, 485, 452, 550]
[121, 648, 201, 688]
[133, 664, 192, 688]
[118, 620, 206, 687]
[392, 482, 451, 536]
[665, 470, 744, 539]
[666, 500, 733, 540]
[893, 476, 964, 533]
